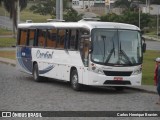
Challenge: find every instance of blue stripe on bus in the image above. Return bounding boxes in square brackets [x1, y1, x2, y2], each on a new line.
[39, 65, 55, 74]
[17, 47, 32, 74]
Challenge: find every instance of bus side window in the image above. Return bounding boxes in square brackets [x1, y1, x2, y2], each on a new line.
[69, 29, 79, 50]
[64, 29, 69, 49]
[79, 29, 90, 66]
[46, 29, 57, 48]
[28, 29, 35, 46]
[19, 29, 27, 45]
[57, 29, 65, 49]
[70, 30, 76, 50]
[75, 30, 79, 50]
[80, 38, 90, 67]
[37, 29, 46, 47]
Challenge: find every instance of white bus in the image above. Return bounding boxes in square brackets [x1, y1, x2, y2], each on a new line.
[16, 20, 146, 91]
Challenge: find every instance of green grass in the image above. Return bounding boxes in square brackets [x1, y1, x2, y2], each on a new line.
[0, 37, 16, 47]
[0, 28, 12, 35]
[0, 51, 15, 60]
[21, 11, 51, 23]
[142, 50, 160, 85]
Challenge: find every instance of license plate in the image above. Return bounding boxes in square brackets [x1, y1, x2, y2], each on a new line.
[113, 77, 123, 81]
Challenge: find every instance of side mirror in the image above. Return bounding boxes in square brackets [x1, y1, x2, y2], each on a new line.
[142, 43, 146, 53]
[142, 37, 146, 53]
[141, 30, 144, 35]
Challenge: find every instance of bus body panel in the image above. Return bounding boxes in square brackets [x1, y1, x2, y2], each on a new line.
[16, 46, 32, 74]
[31, 48, 84, 83]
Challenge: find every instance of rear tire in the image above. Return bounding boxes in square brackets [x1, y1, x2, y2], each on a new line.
[70, 69, 82, 91]
[33, 63, 42, 82]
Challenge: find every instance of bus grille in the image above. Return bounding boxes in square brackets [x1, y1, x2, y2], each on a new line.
[104, 80, 131, 85]
[103, 71, 132, 76]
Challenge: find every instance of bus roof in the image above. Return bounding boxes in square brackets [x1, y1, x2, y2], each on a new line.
[18, 21, 140, 31]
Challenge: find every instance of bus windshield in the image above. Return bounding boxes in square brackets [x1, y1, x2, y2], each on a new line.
[91, 29, 142, 66]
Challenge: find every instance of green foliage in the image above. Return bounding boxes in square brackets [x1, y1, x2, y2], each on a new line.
[30, 0, 69, 16]
[151, 0, 160, 4]
[30, 0, 55, 15]
[101, 13, 123, 22]
[64, 8, 83, 22]
[114, 0, 131, 9]
[100, 11, 151, 29]
[0, 28, 12, 35]
[0, 0, 28, 28]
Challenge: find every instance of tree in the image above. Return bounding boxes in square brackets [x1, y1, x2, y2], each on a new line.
[0, 0, 2, 5]
[151, 0, 160, 4]
[1, 0, 27, 28]
[64, 8, 83, 22]
[30, 0, 69, 16]
[100, 11, 151, 29]
[0, 0, 27, 37]
[114, 0, 132, 10]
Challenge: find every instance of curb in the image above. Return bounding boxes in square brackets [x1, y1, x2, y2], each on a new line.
[143, 35, 160, 42]
[0, 57, 16, 66]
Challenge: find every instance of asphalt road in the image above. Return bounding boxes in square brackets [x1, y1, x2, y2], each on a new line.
[0, 63, 160, 120]
[146, 40, 160, 51]
[0, 16, 13, 30]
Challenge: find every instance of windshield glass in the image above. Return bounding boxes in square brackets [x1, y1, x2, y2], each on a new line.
[91, 29, 142, 66]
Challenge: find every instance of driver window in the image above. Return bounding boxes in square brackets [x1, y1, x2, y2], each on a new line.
[80, 38, 90, 67]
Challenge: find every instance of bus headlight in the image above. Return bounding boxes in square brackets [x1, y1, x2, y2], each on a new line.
[90, 63, 104, 74]
[132, 67, 142, 75]
[92, 67, 104, 74]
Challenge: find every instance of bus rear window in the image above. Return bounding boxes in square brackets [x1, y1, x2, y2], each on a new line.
[28, 30, 35, 46]
[19, 30, 27, 45]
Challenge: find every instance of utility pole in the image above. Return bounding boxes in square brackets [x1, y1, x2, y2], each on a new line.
[83, 0, 84, 9]
[157, 8, 160, 38]
[56, 0, 63, 20]
[105, 0, 110, 14]
[139, 7, 141, 28]
[56, 0, 60, 19]
[17, 0, 20, 24]
[60, 0, 63, 20]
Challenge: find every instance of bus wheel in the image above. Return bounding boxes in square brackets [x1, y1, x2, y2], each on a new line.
[33, 63, 42, 82]
[71, 69, 81, 91]
[115, 87, 124, 91]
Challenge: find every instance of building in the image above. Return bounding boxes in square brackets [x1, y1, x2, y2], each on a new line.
[72, 0, 116, 9]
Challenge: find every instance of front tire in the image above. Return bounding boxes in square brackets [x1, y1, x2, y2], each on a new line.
[33, 63, 42, 82]
[70, 69, 82, 91]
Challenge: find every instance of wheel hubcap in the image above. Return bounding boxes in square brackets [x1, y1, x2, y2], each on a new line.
[72, 74, 78, 88]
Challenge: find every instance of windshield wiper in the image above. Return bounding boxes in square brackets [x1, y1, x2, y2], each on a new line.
[119, 42, 132, 65]
[105, 41, 115, 64]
